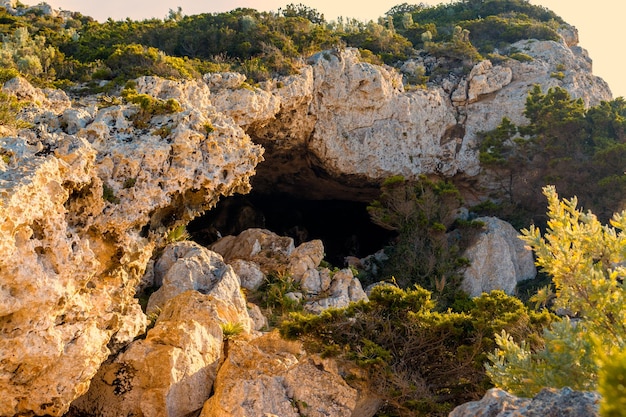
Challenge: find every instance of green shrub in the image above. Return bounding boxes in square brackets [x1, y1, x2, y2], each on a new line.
[1, 148, 12, 164]
[221, 322, 244, 340]
[0, 68, 20, 84]
[166, 225, 189, 242]
[598, 349, 626, 417]
[281, 285, 550, 416]
[102, 182, 120, 204]
[550, 71, 565, 80]
[123, 177, 137, 189]
[252, 272, 302, 326]
[105, 43, 198, 81]
[486, 186, 626, 397]
[509, 52, 533, 62]
[0, 91, 28, 129]
[366, 176, 481, 307]
[121, 86, 182, 128]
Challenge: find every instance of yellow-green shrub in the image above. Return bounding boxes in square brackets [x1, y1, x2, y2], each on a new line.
[486, 186, 626, 399]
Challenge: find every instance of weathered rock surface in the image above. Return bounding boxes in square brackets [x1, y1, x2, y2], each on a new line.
[210, 228, 295, 271]
[70, 291, 234, 417]
[230, 258, 266, 290]
[0, 20, 613, 416]
[201, 332, 358, 417]
[211, 229, 368, 312]
[461, 217, 536, 297]
[0, 76, 262, 415]
[304, 268, 368, 314]
[235, 41, 609, 198]
[449, 387, 600, 417]
[145, 242, 251, 332]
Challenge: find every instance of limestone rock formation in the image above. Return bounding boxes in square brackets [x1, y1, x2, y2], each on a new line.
[230, 258, 265, 290]
[205, 72, 281, 127]
[145, 242, 251, 333]
[304, 268, 368, 314]
[200, 332, 359, 417]
[237, 41, 609, 198]
[461, 217, 536, 297]
[449, 387, 600, 417]
[0, 17, 614, 416]
[210, 229, 368, 312]
[210, 228, 295, 268]
[0, 76, 262, 415]
[70, 291, 234, 417]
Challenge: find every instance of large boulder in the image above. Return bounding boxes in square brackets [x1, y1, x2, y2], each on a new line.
[145, 241, 251, 332]
[70, 291, 236, 417]
[462, 217, 536, 297]
[210, 228, 295, 272]
[306, 49, 461, 179]
[449, 387, 600, 417]
[201, 332, 359, 417]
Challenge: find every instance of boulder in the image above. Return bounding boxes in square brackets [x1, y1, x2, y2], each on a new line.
[247, 302, 268, 331]
[210, 228, 295, 273]
[70, 291, 233, 417]
[230, 258, 266, 290]
[449, 387, 600, 417]
[307, 48, 462, 179]
[201, 332, 358, 417]
[146, 241, 251, 331]
[461, 217, 536, 297]
[467, 60, 513, 103]
[305, 268, 368, 314]
[288, 239, 325, 282]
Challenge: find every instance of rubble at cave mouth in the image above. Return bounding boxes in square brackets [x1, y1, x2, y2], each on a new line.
[187, 192, 396, 267]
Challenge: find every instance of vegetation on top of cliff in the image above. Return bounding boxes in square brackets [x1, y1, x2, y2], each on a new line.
[0, 0, 571, 88]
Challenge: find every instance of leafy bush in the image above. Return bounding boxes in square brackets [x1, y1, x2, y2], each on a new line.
[486, 186, 626, 400]
[251, 272, 302, 326]
[220, 321, 244, 340]
[105, 43, 199, 81]
[598, 349, 626, 417]
[508, 52, 533, 62]
[121, 86, 182, 128]
[367, 176, 481, 306]
[461, 14, 559, 53]
[102, 182, 120, 204]
[166, 225, 189, 242]
[281, 285, 551, 416]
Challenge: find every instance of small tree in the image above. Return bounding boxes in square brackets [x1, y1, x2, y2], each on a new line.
[486, 186, 626, 400]
[367, 176, 481, 306]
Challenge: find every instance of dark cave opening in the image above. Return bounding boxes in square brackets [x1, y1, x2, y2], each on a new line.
[187, 192, 396, 267]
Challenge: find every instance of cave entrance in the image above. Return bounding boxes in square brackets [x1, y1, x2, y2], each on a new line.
[187, 192, 396, 267]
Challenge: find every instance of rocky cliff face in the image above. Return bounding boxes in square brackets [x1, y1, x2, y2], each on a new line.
[0, 76, 262, 415]
[0, 25, 611, 416]
[237, 36, 610, 199]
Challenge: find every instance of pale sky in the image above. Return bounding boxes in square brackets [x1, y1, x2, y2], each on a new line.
[42, 0, 624, 98]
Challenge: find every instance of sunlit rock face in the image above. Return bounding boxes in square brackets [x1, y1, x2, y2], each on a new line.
[236, 41, 609, 199]
[0, 76, 262, 416]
